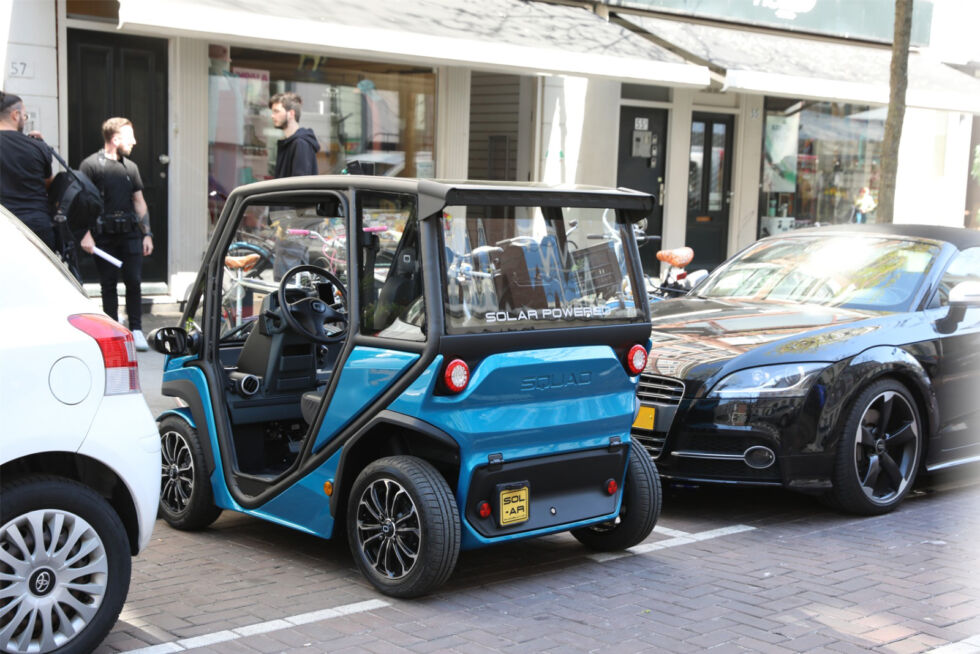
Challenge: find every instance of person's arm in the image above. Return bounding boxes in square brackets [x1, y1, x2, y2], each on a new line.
[294, 141, 319, 176]
[133, 190, 153, 256]
[77, 156, 98, 253]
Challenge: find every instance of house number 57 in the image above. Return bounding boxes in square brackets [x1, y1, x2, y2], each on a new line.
[9, 61, 34, 78]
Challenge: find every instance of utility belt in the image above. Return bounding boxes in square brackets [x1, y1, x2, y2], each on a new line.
[97, 211, 138, 235]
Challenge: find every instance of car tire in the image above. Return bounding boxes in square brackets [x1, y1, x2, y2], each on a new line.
[0, 475, 131, 654]
[158, 416, 223, 530]
[828, 378, 923, 515]
[572, 439, 662, 552]
[346, 456, 460, 598]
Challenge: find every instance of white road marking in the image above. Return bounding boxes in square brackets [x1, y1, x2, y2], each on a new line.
[123, 599, 390, 653]
[652, 525, 690, 538]
[588, 524, 756, 562]
[929, 635, 980, 654]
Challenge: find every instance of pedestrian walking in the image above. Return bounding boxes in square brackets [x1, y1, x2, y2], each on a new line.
[0, 91, 55, 249]
[269, 92, 320, 178]
[79, 117, 153, 351]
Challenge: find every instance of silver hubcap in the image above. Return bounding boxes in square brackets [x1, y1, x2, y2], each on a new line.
[161, 430, 194, 514]
[0, 510, 108, 653]
[355, 479, 421, 580]
[854, 390, 919, 504]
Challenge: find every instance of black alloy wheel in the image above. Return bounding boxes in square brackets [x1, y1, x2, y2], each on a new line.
[830, 379, 922, 515]
[347, 456, 460, 598]
[157, 416, 222, 530]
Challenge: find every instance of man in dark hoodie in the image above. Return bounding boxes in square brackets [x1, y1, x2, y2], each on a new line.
[269, 92, 320, 178]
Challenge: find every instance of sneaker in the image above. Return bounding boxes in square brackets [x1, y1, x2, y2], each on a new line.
[132, 329, 149, 352]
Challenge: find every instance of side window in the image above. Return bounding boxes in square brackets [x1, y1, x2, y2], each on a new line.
[357, 192, 424, 341]
[932, 247, 980, 307]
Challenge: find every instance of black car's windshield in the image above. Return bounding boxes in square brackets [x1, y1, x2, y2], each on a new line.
[696, 235, 941, 311]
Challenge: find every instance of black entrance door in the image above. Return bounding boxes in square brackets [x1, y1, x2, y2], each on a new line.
[617, 106, 667, 277]
[686, 113, 733, 272]
[67, 29, 168, 284]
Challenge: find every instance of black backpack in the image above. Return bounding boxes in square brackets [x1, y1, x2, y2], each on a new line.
[46, 147, 103, 280]
[48, 148, 103, 237]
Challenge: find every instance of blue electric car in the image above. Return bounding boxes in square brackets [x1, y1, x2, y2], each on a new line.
[151, 176, 660, 597]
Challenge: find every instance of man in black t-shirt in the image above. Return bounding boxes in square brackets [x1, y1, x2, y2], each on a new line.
[79, 117, 154, 350]
[0, 91, 55, 249]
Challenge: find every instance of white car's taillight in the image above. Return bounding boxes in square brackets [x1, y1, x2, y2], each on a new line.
[68, 314, 140, 394]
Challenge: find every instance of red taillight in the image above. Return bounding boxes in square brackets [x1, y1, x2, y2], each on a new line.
[626, 344, 648, 376]
[68, 314, 140, 395]
[605, 478, 619, 495]
[477, 501, 492, 519]
[444, 358, 470, 394]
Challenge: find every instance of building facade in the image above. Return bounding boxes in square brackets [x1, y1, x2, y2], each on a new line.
[2, 0, 978, 295]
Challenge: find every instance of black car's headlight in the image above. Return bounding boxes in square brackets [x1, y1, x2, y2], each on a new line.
[707, 363, 827, 399]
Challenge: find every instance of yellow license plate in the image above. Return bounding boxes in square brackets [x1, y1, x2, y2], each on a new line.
[499, 486, 529, 526]
[633, 406, 656, 430]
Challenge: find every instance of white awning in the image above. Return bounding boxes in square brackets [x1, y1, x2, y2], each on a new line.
[117, 0, 710, 88]
[617, 13, 980, 114]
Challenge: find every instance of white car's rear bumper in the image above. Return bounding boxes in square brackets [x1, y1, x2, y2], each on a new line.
[79, 393, 161, 552]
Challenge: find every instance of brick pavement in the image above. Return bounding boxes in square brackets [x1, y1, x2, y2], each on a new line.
[96, 468, 980, 653]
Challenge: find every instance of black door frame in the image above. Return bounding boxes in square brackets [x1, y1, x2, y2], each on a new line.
[686, 112, 734, 272]
[616, 104, 669, 277]
[67, 28, 169, 285]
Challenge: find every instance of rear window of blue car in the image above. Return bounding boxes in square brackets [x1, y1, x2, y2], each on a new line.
[440, 205, 644, 333]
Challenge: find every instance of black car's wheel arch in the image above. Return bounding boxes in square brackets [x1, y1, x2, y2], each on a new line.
[330, 412, 461, 523]
[0, 453, 142, 555]
[831, 347, 937, 465]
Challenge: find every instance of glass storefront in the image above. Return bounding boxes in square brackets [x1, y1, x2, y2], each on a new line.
[759, 98, 884, 237]
[207, 45, 436, 225]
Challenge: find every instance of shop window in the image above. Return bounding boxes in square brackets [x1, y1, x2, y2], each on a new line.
[207, 46, 436, 227]
[758, 99, 884, 237]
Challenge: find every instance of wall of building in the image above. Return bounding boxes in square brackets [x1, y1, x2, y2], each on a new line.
[468, 72, 520, 181]
[894, 108, 973, 227]
[168, 36, 209, 297]
[537, 75, 619, 188]
[2, 0, 60, 149]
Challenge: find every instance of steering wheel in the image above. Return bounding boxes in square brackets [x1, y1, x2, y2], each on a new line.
[277, 264, 349, 344]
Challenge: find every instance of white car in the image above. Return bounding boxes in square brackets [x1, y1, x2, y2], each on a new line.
[0, 208, 160, 654]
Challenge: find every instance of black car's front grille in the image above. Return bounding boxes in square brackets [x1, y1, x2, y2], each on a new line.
[633, 431, 667, 459]
[633, 374, 685, 459]
[637, 374, 684, 406]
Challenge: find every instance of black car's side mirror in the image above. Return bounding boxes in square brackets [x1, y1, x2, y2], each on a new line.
[149, 326, 197, 356]
[936, 281, 980, 334]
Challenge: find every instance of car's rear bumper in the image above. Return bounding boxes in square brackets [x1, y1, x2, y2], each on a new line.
[79, 393, 161, 552]
[462, 444, 629, 540]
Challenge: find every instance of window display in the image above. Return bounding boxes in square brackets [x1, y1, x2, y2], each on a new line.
[207, 45, 436, 226]
[759, 99, 883, 237]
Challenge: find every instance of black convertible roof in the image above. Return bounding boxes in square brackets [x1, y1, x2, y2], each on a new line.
[226, 175, 655, 222]
[790, 223, 980, 250]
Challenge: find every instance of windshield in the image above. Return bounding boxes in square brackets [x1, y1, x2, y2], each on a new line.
[696, 234, 940, 311]
[441, 205, 644, 333]
[218, 199, 349, 340]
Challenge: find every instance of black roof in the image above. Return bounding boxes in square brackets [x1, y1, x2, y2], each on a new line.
[788, 223, 980, 250]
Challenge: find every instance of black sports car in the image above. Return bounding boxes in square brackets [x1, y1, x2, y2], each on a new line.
[633, 224, 980, 514]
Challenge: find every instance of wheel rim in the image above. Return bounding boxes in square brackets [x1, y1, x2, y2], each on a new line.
[853, 390, 919, 504]
[161, 429, 195, 515]
[0, 509, 109, 653]
[355, 479, 421, 580]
